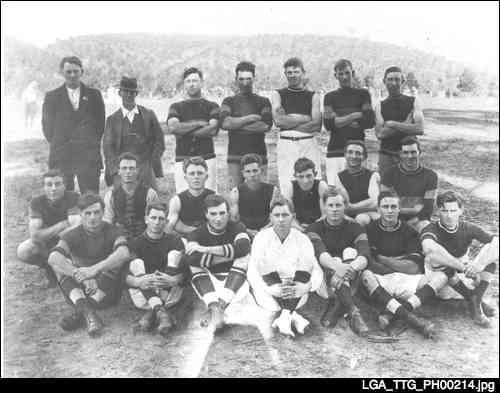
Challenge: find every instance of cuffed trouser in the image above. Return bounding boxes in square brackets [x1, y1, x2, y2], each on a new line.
[128, 258, 185, 310]
[62, 165, 101, 194]
[277, 132, 322, 192]
[174, 157, 217, 193]
[325, 157, 346, 184]
[429, 240, 499, 300]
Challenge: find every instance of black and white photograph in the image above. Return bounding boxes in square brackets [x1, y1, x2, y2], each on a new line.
[1, 1, 498, 378]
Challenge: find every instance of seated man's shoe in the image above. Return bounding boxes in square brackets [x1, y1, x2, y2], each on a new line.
[271, 309, 295, 338]
[481, 300, 496, 318]
[41, 265, 58, 288]
[135, 310, 156, 333]
[321, 298, 345, 328]
[348, 308, 370, 336]
[59, 309, 84, 331]
[377, 311, 394, 331]
[157, 308, 175, 337]
[468, 295, 491, 328]
[404, 312, 437, 339]
[291, 311, 310, 335]
[81, 305, 104, 337]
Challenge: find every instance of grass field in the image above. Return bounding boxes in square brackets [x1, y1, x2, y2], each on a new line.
[2, 98, 499, 377]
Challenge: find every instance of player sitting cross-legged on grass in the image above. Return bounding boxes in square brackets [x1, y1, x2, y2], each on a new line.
[228, 153, 280, 238]
[126, 203, 189, 337]
[185, 194, 252, 333]
[361, 190, 440, 339]
[247, 197, 323, 338]
[48, 193, 130, 337]
[306, 187, 371, 336]
[421, 191, 499, 327]
[17, 169, 81, 288]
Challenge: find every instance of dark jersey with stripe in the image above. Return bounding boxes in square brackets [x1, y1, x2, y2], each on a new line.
[367, 219, 424, 270]
[178, 188, 215, 228]
[167, 98, 220, 161]
[421, 220, 494, 259]
[60, 222, 125, 267]
[381, 165, 437, 220]
[292, 179, 321, 225]
[306, 218, 370, 260]
[187, 221, 250, 274]
[112, 185, 148, 239]
[237, 182, 274, 230]
[220, 93, 272, 163]
[323, 87, 373, 157]
[338, 168, 373, 204]
[129, 231, 186, 275]
[380, 94, 415, 155]
[29, 191, 79, 228]
[277, 88, 314, 116]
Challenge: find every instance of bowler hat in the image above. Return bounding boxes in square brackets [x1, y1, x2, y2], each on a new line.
[118, 76, 139, 92]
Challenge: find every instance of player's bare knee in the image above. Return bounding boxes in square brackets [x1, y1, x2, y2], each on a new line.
[129, 258, 146, 276]
[355, 214, 371, 227]
[361, 270, 378, 294]
[233, 255, 249, 271]
[16, 239, 41, 262]
[428, 271, 448, 292]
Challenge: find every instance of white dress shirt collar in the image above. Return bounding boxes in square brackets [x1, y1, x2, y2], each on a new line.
[121, 105, 139, 122]
[66, 85, 80, 109]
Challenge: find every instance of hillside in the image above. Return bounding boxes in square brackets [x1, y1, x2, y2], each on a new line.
[4, 33, 497, 97]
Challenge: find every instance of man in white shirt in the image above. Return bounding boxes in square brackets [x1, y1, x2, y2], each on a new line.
[248, 197, 323, 337]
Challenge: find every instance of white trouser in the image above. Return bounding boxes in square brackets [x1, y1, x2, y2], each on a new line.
[277, 132, 322, 192]
[251, 285, 310, 312]
[325, 157, 346, 184]
[174, 157, 217, 193]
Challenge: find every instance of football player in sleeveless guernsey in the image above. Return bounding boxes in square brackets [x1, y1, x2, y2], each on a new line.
[17, 169, 81, 288]
[103, 153, 159, 239]
[185, 194, 252, 333]
[330, 140, 380, 227]
[323, 59, 375, 181]
[127, 203, 188, 337]
[281, 157, 329, 231]
[361, 191, 441, 338]
[270, 57, 322, 192]
[229, 154, 280, 237]
[381, 136, 437, 233]
[167, 157, 215, 237]
[421, 191, 498, 327]
[167, 67, 220, 192]
[48, 193, 130, 336]
[375, 66, 424, 176]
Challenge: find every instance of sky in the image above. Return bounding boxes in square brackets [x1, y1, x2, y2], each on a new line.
[2, 1, 499, 75]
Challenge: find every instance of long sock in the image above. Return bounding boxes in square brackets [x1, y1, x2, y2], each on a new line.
[192, 272, 217, 305]
[405, 284, 436, 310]
[475, 263, 496, 300]
[369, 286, 392, 309]
[74, 297, 92, 313]
[337, 284, 356, 314]
[220, 267, 247, 304]
[451, 279, 474, 300]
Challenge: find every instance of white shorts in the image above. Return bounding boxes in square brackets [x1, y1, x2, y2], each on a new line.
[375, 272, 424, 300]
[174, 157, 217, 194]
[277, 132, 322, 192]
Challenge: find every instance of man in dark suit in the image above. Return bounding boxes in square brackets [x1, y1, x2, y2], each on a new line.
[103, 77, 165, 189]
[42, 56, 105, 193]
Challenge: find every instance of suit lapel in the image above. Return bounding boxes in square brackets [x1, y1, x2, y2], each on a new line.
[78, 83, 88, 112]
[138, 105, 151, 137]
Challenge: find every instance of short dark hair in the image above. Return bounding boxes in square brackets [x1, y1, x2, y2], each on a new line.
[322, 186, 349, 205]
[146, 202, 168, 216]
[283, 57, 304, 71]
[42, 169, 64, 180]
[204, 194, 229, 213]
[240, 153, 262, 168]
[384, 66, 404, 80]
[60, 56, 83, 70]
[183, 67, 203, 80]
[118, 152, 139, 165]
[436, 190, 463, 209]
[270, 196, 295, 214]
[235, 61, 256, 76]
[400, 136, 421, 152]
[183, 156, 208, 173]
[294, 157, 316, 175]
[378, 190, 400, 206]
[334, 59, 353, 72]
[78, 192, 104, 211]
[344, 140, 367, 158]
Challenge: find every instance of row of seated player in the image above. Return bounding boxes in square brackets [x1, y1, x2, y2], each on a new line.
[17, 163, 497, 339]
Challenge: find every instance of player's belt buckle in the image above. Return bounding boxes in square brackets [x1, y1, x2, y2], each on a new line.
[281, 135, 314, 141]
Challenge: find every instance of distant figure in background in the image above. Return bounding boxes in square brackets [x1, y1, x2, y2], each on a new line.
[103, 77, 165, 189]
[22, 81, 41, 130]
[42, 56, 105, 193]
[167, 67, 220, 193]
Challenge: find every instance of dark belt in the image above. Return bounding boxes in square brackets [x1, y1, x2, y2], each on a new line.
[280, 135, 314, 141]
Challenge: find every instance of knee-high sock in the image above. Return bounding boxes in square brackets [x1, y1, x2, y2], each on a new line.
[444, 268, 474, 300]
[405, 285, 436, 310]
[337, 284, 356, 314]
[220, 266, 247, 305]
[192, 271, 217, 306]
[369, 286, 412, 319]
[475, 262, 497, 300]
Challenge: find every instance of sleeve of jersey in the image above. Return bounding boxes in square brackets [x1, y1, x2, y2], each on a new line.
[323, 94, 335, 131]
[172, 234, 186, 252]
[359, 90, 375, 129]
[466, 222, 494, 244]
[404, 227, 424, 265]
[417, 171, 438, 220]
[166, 102, 180, 121]
[420, 224, 439, 243]
[209, 102, 220, 121]
[28, 198, 43, 219]
[260, 98, 273, 126]
[219, 97, 232, 124]
[353, 228, 370, 259]
[232, 224, 251, 258]
[305, 225, 328, 259]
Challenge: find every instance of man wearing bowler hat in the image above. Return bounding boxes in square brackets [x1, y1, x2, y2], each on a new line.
[103, 77, 165, 189]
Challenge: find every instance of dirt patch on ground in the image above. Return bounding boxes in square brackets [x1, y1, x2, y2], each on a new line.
[2, 123, 499, 378]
